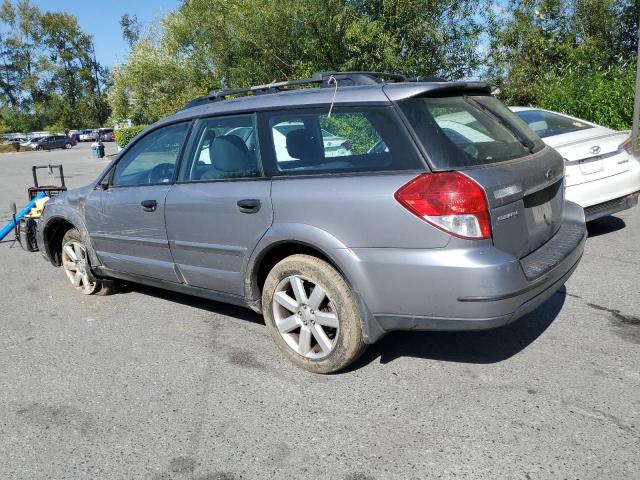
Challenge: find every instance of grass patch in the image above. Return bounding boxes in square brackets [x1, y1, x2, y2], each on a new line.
[0, 143, 27, 154]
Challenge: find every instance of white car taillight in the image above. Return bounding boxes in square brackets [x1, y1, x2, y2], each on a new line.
[619, 136, 635, 156]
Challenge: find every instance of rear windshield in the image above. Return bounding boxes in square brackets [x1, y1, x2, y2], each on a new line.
[398, 95, 546, 169]
[513, 109, 593, 138]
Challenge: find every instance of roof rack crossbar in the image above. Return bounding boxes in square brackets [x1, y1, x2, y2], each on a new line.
[181, 71, 447, 110]
[208, 73, 325, 101]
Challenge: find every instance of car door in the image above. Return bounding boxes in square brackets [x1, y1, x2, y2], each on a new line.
[84, 122, 191, 282]
[165, 114, 273, 296]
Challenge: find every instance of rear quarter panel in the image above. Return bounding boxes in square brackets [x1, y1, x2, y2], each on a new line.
[268, 173, 451, 249]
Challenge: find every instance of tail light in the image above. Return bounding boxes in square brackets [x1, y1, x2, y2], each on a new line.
[619, 136, 635, 156]
[395, 172, 491, 240]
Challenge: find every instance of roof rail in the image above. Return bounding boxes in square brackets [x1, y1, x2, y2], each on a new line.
[181, 71, 441, 110]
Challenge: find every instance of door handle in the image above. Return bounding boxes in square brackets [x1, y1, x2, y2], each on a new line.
[141, 199, 157, 212]
[237, 198, 261, 213]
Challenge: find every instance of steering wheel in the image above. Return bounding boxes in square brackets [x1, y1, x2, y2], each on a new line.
[147, 163, 175, 184]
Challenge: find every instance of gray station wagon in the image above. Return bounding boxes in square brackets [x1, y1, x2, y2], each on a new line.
[36, 72, 587, 373]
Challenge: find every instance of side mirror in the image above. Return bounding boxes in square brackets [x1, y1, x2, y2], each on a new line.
[98, 168, 114, 190]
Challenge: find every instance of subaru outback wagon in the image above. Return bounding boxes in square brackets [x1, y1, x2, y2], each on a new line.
[37, 72, 587, 373]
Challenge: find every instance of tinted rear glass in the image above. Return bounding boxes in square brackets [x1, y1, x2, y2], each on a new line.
[514, 109, 593, 138]
[398, 95, 545, 169]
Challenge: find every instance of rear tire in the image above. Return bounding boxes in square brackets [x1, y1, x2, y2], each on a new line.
[64, 142, 72, 149]
[61, 228, 118, 296]
[262, 254, 366, 373]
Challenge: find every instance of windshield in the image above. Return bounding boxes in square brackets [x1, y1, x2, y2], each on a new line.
[398, 95, 545, 169]
[514, 109, 594, 138]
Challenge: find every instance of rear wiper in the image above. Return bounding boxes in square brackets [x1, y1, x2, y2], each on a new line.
[464, 97, 535, 153]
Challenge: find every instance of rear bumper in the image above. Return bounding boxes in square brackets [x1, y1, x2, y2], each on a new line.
[337, 201, 586, 343]
[583, 192, 639, 222]
[372, 253, 581, 334]
[566, 158, 640, 213]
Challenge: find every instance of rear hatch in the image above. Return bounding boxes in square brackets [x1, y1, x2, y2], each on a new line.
[394, 89, 565, 259]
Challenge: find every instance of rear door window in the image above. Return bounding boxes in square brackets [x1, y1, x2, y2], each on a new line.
[265, 107, 420, 174]
[178, 114, 262, 182]
[398, 95, 545, 169]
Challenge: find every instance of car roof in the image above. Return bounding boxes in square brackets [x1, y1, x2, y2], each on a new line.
[156, 80, 493, 129]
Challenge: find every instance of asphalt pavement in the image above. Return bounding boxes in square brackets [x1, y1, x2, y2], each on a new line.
[0, 143, 638, 479]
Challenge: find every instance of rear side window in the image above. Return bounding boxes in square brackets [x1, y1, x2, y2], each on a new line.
[266, 107, 419, 174]
[514, 109, 593, 138]
[398, 95, 545, 169]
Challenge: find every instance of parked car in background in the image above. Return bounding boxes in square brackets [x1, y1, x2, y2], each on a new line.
[510, 107, 640, 221]
[98, 128, 115, 141]
[80, 129, 99, 142]
[68, 130, 84, 142]
[31, 135, 76, 150]
[37, 72, 586, 373]
[20, 138, 38, 148]
[218, 122, 351, 163]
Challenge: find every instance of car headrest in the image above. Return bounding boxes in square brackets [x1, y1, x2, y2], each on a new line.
[202, 128, 216, 145]
[209, 135, 251, 172]
[286, 129, 319, 161]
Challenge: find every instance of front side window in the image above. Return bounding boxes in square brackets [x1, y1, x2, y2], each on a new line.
[399, 95, 545, 169]
[112, 122, 189, 186]
[179, 114, 262, 182]
[514, 109, 593, 138]
[267, 107, 417, 174]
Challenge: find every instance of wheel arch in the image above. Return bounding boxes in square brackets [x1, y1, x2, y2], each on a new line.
[42, 216, 78, 266]
[245, 227, 384, 344]
[40, 206, 99, 268]
[245, 224, 355, 303]
[250, 240, 352, 301]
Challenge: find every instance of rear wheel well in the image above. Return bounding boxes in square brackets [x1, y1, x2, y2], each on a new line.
[255, 243, 347, 296]
[45, 218, 76, 265]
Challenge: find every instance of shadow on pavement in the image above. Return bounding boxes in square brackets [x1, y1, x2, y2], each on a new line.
[350, 286, 566, 369]
[121, 282, 264, 325]
[587, 215, 626, 237]
[117, 279, 566, 371]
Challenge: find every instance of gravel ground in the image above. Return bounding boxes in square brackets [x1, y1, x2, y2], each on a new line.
[0, 143, 638, 479]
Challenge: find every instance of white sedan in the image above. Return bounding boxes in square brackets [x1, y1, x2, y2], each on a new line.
[511, 107, 640, 221]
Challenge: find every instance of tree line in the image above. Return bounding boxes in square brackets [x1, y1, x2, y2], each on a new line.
[0, 0, 108, 134]
[1, 0, 638, 135]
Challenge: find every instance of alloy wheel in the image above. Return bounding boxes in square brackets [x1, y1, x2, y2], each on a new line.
[61, 240, 98, 294]
[271, 275, 339, 359]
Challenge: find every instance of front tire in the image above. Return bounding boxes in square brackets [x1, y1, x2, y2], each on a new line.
[262, 254, 366, 373]
[61, 228, 118, 295]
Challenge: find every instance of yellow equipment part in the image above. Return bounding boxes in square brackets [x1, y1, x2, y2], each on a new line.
[25, 196, 49, 219]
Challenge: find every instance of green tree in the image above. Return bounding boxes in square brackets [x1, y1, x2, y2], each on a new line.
[487, 0, 637, 128]
[109, 0, 488, 124]
[0, 0, 110, 131]
[120, 13, 140, 48]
